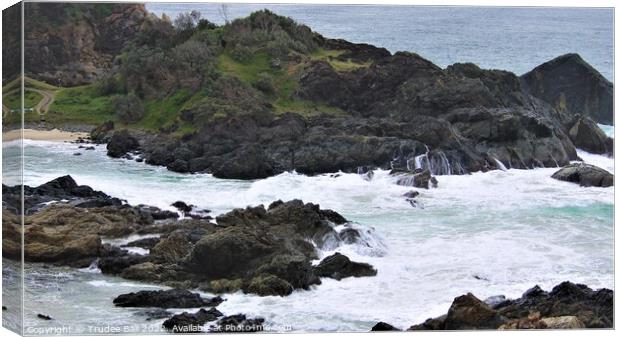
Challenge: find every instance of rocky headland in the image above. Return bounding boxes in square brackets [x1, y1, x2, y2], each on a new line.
[6, 4, 612, 181]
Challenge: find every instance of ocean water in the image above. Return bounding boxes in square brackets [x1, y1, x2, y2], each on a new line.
[1, 127, 614, 331]
[146, 3, 614, 81]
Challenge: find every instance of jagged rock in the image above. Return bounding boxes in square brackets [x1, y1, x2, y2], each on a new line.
[107, 130, 139, 158]
[551, 163, 613, 187]
[496, 281, 613, 328]
[410, 282, 613, 330]
[314, 252, 377, 280]
[522, 53, 613, 125]
[163, 308, 223, 332]
[113, 289, 221, 308]
[3, 175, 123, 214]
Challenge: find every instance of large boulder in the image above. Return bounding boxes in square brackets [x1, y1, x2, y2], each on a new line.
[521, 53, 613, 125]
[314, 253, 377, 280]
[444, 293, 507, 329]
[567, 116, 613, 154]
[185, 226, 279, 280]
[113, 289, 222, 308]
[551, 163, 613, 187]
[107, 130, 139, 158]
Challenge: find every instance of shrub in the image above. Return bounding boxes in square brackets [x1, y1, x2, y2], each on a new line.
[112, 93, 144, 123]
[253, 73, 275, 94]
[94, 74, 124, 96]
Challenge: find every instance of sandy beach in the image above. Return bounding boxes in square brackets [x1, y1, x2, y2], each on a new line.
[2, 128, 88, 142]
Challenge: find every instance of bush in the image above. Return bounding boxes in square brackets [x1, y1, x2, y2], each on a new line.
[95, 74, 124, 96]
[253, 73, 275, 94]
[231, 45, 253, 63]
[112, 93, 144, 123]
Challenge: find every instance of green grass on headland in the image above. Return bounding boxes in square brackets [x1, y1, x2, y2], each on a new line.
[47, 85, 115, 125]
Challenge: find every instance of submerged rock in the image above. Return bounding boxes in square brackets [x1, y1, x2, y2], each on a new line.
[371, 322, 400, 331]
[37, 314, 52, 320]
[551, 163, 613, 187]
[113, 289, 222, 308]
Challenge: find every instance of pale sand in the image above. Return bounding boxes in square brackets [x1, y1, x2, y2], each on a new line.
[2, 129, 88, 142]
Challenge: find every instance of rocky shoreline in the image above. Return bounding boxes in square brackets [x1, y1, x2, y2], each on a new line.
[2, 174, 614, 331]
[371, 281, 612, 330]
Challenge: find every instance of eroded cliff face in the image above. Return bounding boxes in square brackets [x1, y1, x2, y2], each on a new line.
[24, 3, 161, 86]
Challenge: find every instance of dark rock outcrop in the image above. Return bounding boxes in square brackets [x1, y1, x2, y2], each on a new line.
[113, 289, 222, 308]
[551, 163, 613, 187]
[495, 281, 613, 328]
[409, 282, 613, 330]
[521, 53, 613, 125]
[314, 253, 377, 280]
[2, 175, 122, 214]
[107, 130, 140, 158]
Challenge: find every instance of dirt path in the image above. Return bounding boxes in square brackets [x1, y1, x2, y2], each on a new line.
[2, 87, 56, 121]
[27, 88, 55, 115]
